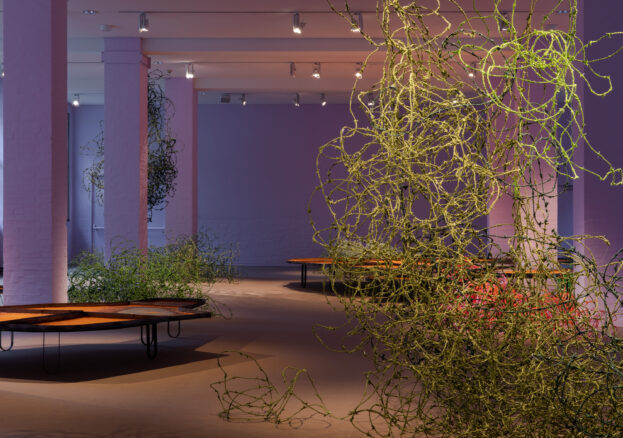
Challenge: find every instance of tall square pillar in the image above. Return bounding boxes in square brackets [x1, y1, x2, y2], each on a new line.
[102, 38, 149, 258]
[3, 0, 68, 304]
[165, 78, 198, 241]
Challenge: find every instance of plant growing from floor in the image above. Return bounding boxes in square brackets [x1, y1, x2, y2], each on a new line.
[68, 232, 237, 305]
[82, 70, 178, 220]
[212, 1, 623, 437]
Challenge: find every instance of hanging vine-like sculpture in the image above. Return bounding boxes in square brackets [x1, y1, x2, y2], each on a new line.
[83, 70, 178, 220]
[213, 1, 623, 436]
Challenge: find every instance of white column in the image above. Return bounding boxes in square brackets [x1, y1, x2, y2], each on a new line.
[165, 77, 198, 241]
[3, 0, 68, 304]
[102, 38, 149, 258]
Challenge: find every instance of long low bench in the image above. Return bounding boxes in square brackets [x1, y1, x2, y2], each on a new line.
[0, 298, 211, 370]
[287, 257, 574, 289]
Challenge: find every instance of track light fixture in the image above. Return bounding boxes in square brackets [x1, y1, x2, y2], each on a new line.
[294, 93, 300, 107]
[350, 12, 363, 32]
[72, 94, 80, 107]
[468, 62, 476, 78]
[241, 94, 247, 106]
[312, 62, 321, 79]
[185, 63, 194, 79]
[355, 63, 363, 79]
[1, 63, 4, 78]
[498, 11, 510, 32]
[293, 13, 305, 34]
[139, 12, 149, 32]
[290, 62, 296, 78]
[367, 93, 375, 107]
[321, 93, 327, 106]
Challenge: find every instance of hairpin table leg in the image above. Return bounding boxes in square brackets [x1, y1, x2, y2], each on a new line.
[142, 323, 158, 359]
[0, 330, 14, 352]
[167, 320, 181, 338]
[301, 263, 307, 288]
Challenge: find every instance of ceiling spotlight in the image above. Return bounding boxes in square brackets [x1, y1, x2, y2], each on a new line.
[294, 93, 301, 107]
[82, 9, 98, 15]
[350, 12, 363, 33]
[293, 13, 304, 34]
[139, 12, 149, 33]
[1, 63, 4, 78]
[498, 11, 510, 32]
[468, 62, 476, 78]
[185, 63, 194, 79]
[355, 63, 363, 79]
[241, 94, 247, 106]
[72, 94, 80, 107]
[367, 94, 375, 107]
[312, 62, 321, 79]
[321, 93, 327, 106]
[290, 62, 296, 78]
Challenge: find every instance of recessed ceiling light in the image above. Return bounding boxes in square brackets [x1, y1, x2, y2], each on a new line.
[82, 10, 98, 15]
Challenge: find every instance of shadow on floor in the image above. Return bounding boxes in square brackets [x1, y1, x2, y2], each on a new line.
[0, 334, 223, 383]
[284, 280, 360, 297]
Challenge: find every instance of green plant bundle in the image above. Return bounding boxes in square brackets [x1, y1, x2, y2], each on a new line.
[305, 1, 623, 436]
[68, 233, 236, 304]
[82, 70, 178, 220]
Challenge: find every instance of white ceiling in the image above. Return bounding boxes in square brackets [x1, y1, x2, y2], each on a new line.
[1, 0, 573, 104]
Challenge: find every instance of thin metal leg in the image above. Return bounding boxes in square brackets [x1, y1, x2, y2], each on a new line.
[301, 263, 307, 288]
[167, 320, 181, 338]
[42, 332, 61, 373]
[144, 323, 158, 360]
[0, 331, 14, 352]
[140, 325, 148, 345]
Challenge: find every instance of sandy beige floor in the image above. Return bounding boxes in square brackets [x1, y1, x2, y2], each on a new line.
[0, 267, 373, 438]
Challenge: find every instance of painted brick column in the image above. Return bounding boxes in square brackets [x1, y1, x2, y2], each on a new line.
[165, 78, 198, 241]
[3, 0, 68, 304]
[487, 77, 517, 256]
[102, 38, 149, 258]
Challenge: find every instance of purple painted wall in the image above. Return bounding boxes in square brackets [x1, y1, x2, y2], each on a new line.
[66, 103, 349, 266]
[197, 104, 353, 266]
[578, 1, 623, 265]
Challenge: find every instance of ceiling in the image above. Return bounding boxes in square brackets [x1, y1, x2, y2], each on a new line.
[1, 0, 573, 105]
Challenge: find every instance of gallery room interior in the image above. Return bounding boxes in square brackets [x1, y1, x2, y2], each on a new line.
[0, 0, 622, 437]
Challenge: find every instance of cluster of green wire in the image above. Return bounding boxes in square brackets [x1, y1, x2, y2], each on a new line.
[310, 0, 623, 436]
[211, 1, 623, 436]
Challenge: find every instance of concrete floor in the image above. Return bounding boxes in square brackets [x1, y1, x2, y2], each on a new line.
[0, 267, 372, 438]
